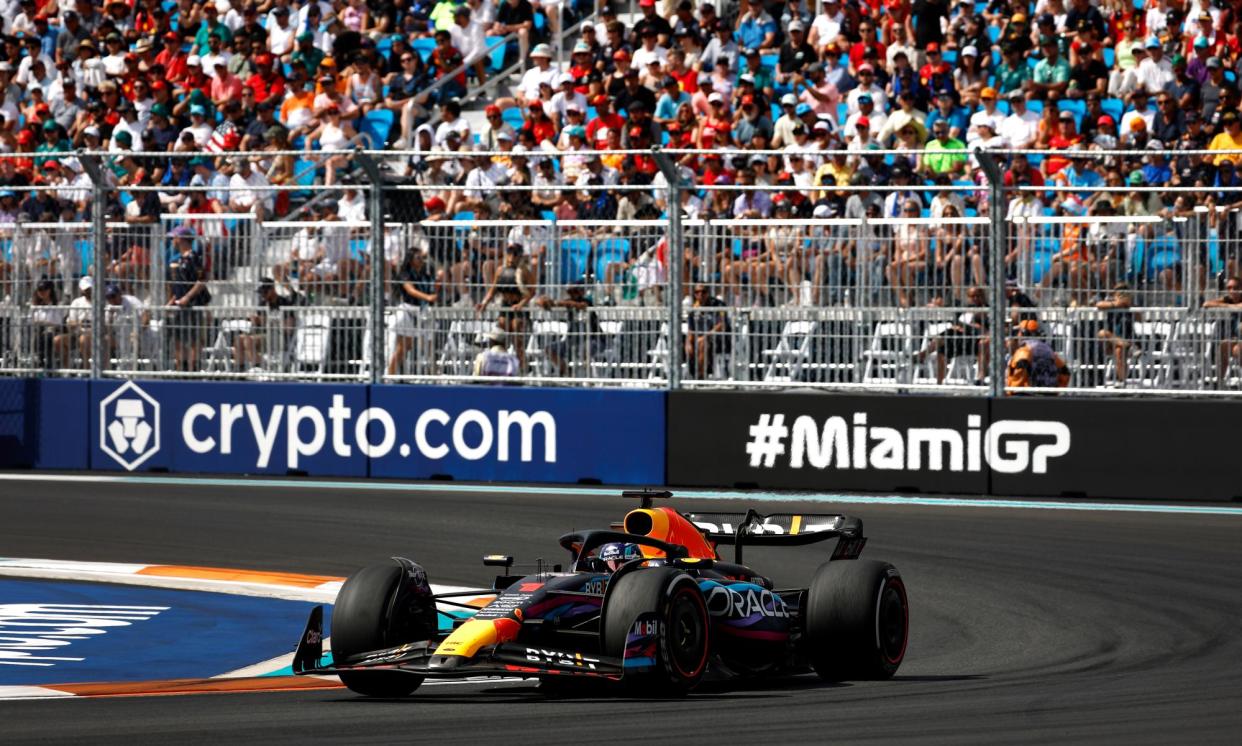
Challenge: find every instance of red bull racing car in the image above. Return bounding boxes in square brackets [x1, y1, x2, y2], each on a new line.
[292, 491, 908, 696]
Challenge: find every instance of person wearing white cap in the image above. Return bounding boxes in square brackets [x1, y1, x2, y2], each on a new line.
[66, 275, 95, 369]
[772, 92, 802, 148]
[507, 41, 560, 109]
[549, 70, 586, 125]
[1136, 36, 1174, 94]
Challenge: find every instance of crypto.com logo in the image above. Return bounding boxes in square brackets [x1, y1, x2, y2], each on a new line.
[99, 381, 160, 471]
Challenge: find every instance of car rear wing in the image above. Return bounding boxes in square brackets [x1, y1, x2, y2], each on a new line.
[685, 510, 866, 563]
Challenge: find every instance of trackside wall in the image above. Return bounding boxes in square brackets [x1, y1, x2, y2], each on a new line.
[1, 379, 664, 485]
[4, 380, 1236, 501]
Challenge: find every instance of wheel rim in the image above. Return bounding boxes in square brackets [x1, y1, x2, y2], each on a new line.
[877, 579, 908, 665]
[666, 588, 708, 679]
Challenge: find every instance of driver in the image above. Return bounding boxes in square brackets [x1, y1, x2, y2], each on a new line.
[597, 542, 643, 572]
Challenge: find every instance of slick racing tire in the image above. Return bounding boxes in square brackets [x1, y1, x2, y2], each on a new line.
[602, 568, 710, 696]
[804, 560, 908, 681]
[331, 561, 432, 697]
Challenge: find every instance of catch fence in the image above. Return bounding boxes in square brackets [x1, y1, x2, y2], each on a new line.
[2, 148, 1241, 396]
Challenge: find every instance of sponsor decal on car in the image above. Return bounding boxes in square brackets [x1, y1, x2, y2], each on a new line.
[525, 648, 599, 670]
[701, 584, 790, 620]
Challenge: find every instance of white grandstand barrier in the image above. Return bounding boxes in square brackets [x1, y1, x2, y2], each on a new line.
[1, 162, 1242, 393]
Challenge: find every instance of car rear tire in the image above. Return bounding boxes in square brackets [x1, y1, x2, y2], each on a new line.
[804, 559, 908, 681]
[331, 561, 431, 697]
[602, 568, 710, 695]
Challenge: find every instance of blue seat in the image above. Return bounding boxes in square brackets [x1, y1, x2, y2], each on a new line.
[1030, 251, 1054, 284]
[376, 36, 393, 61]
[502, 107, 525, 130]
[349, 238, 369, 260]
[75, 239, 93, 271]
[559, 238, 592, 285]
[942, 50, 958, 65]
[358, 109, 394, 148]
[1208, 232, 1223, 275]
[1103, 48, 1115, 68]
[1148, 235, 1180, 273]
[540, 210, 557, 221]
[761, 54, 778, 71]
[411, 38, 436, 63]
[988, 26, 1000, 43]
[293, 158, 318, 197]
[485, 36, 507, 72]
[593, 237, 630, 283]
[1026, 99, 1044, 114]
[1129, 237, 1147, 278]
[534, 11, 546, 31]
[1058, 99, 1086, 117]
[452, 211, 475, 222]
[1101, 98, 1124, 124]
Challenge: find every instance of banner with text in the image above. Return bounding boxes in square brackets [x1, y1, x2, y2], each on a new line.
[76, 380, 664, 484]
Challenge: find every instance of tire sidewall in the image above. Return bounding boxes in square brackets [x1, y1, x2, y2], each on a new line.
[804, 559, 909, 681]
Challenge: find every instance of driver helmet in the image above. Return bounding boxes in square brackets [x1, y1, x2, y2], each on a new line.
[598, 542, 642, 572]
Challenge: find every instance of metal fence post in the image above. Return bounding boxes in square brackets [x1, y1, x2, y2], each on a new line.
[652, 148, 683, 390]
[78, 154, 107, 380]
[355, 150, 386, 385]
[974, 148, 1007, 397]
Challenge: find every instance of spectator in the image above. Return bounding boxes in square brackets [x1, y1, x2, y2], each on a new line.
[534, 279, 601, 376]
[30, 277, 69, 369]
[915, 286, 989, 384]
[166, 227, 210, 373]
[1094, 283, 1135, 385]
[472, 328, 520, 377]
[1006, 320, 1071, 390]
[1204, 276, 1242, 387]
[477, 243, 535, 371]
[389, 250, 442, 375]
[686, 284, 729, 379]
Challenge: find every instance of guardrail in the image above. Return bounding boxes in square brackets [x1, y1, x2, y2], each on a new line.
[3, 148, 1242, 396]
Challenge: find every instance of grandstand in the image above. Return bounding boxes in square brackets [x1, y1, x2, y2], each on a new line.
[0, 0, 1241, 393]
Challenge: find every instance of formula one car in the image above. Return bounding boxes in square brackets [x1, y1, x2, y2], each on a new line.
[292, 491, 908, 696]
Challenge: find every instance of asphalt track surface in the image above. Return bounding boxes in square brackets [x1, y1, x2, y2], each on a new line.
[3, 478, 1241, 745]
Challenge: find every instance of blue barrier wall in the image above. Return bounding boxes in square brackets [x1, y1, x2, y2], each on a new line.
[0, 379, 89, 469]
[369, 385, 664, 484]
[2, 379, 666, 485]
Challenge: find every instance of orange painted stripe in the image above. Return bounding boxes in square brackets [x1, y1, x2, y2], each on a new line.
[46, 676, 343, 698]
[136, 565, 343, 588]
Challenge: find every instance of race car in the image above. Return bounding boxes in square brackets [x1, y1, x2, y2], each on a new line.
[292, 491, 908, 696]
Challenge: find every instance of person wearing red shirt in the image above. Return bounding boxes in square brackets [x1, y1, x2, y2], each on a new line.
[245, 53, 286, 105]
[1043, 112, 1083, 178]
[848, 19, 886, 72]
[156, 32, 188, 83]
[918, 43, 944, 83]
[667, 49, 698, 94]
[522, 101, 558, 144]
[585, 95, 623, 144]
[1002, 152, 1046, 188]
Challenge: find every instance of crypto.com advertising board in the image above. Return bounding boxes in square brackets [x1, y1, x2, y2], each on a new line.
[81, 380, 663, 484]
[667, 391, 1242, 501]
